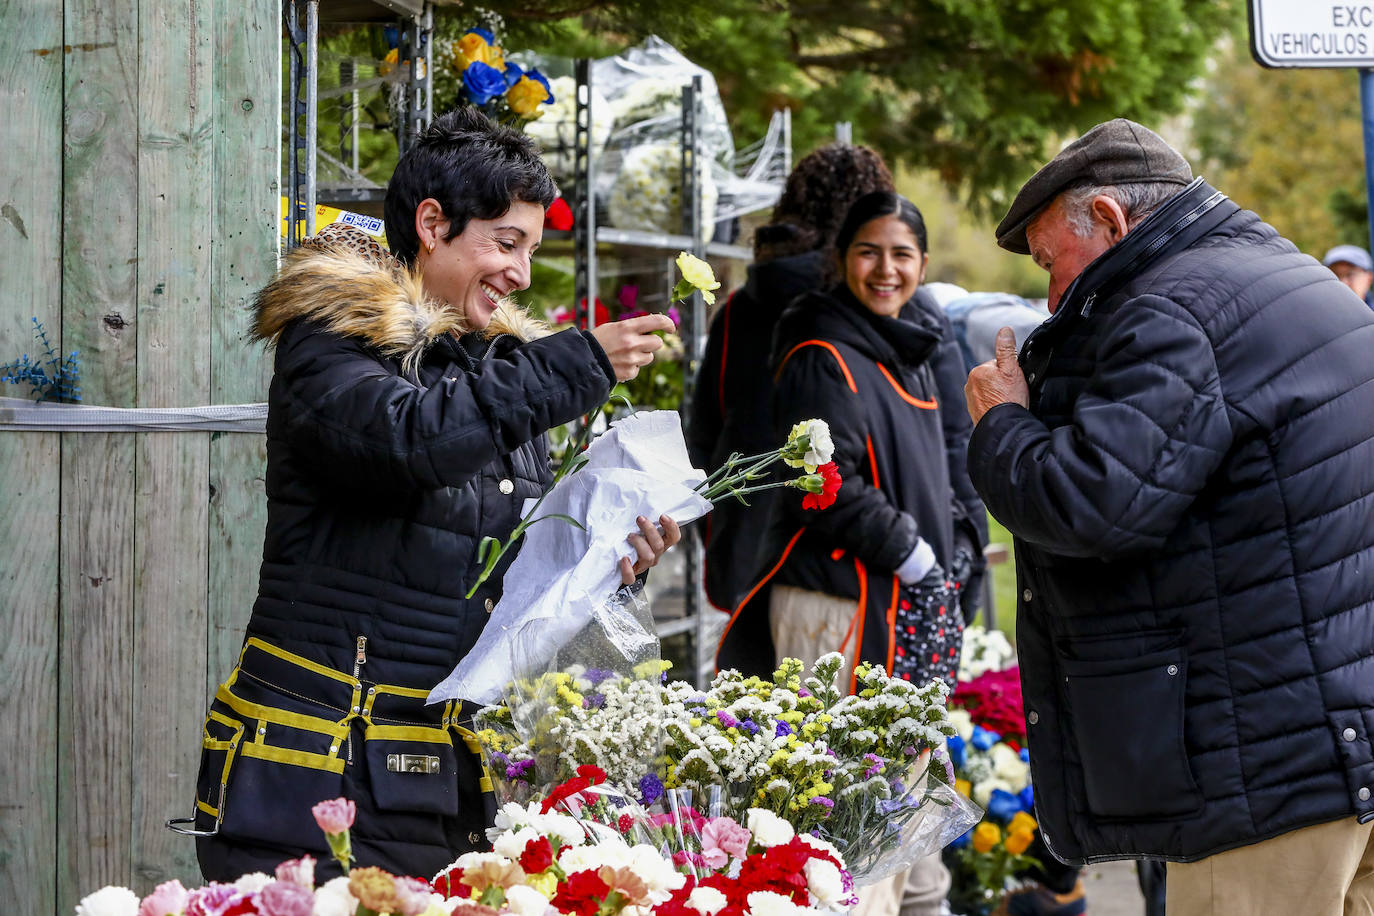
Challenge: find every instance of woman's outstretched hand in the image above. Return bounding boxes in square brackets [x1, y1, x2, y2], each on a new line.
[591, 314, 675, 381]
[620, 514, 682, 585]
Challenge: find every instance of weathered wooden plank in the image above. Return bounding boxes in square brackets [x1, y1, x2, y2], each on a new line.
[54, 0, 142, 907]
[207, 0, 277, 689]
[131, 0, 215, 890]
[0, 1, 66, 912]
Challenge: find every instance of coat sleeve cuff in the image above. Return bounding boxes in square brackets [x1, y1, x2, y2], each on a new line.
[580, 329, 619, 388]
[967, 401, 1038, 503]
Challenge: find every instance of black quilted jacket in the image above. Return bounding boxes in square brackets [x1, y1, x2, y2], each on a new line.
[969, 179, 1374, 864]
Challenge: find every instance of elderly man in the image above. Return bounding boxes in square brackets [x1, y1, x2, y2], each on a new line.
[963, 119, 1374, 915]
[1322, 243, 1374, 306]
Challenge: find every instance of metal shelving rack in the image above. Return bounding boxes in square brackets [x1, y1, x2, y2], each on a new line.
[283, 0, 432, 243]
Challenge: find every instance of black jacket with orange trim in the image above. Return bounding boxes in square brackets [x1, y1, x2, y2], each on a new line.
[717, 285, 958, 678]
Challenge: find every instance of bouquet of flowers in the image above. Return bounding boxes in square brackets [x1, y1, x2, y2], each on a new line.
[432, 25, 554, 126]
[942, 628, 1040, 914]
[474, 653, 980, 885]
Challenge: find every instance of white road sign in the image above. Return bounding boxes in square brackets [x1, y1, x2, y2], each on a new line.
[1250, 0, 1374, 68]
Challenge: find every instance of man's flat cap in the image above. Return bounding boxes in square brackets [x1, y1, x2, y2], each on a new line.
[995, 119, 1193, 255]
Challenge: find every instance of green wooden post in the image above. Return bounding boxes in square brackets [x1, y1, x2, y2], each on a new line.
[55, 0, 141, 905]
[131, 0, 215, 890]
[0, 1, 65, 911]
[208, 0, 278, 692]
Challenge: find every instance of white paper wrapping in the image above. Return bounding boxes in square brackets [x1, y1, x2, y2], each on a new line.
[429, 410, 713, 706]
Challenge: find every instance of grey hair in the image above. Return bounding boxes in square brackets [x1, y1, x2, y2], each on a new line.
[1060, 181, 1182, 237]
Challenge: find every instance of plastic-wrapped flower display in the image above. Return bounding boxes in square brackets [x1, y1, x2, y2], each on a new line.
[525, 76, 612, 184]
[608, 143, 718, 244]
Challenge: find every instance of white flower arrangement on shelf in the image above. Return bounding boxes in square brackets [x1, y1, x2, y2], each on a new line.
[525, 75, 612, 184]
[608, 142, 718, 243]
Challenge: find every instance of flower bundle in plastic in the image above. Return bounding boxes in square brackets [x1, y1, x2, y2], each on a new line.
[474, 653, 981, 885]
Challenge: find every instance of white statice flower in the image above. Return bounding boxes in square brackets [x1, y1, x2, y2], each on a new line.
[313, 876, 359, 916]
[494, 825, 542, 860]
[686, 886, 729, 915]
[946, 709, 974, 742]
[746, 891, 805, 916]
[74, 887, 139, 916]
[972, 777, 1016, 808]
[627, 844, 688, 902]
[505, 884, 555, 916]
[746, 807, 795, 847]
[803, 857, 846, 908]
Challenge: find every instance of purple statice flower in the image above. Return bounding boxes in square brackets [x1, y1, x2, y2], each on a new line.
[876, 797, 906, 815]
[639, 773, 665, 805]
[506, 758, 535, 779]
[584, 668, 615, 686]
[685, 695, 708, 706]
[863, 753, 884, 778]
[775, 721, 793, 738]
[491, 751, 510, 766]
[583, 692, 606, 710]
[902, 745, 918, 756]
[798, 687, 812, 698]
[740, 718, 760, 735]
[809, 796, 835, 809]
[716, 710, 741, 729]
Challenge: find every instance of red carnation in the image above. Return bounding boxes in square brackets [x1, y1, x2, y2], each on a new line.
[802, 462, 842, 511]
[545, 197, 574, 231]
[519, 835, 554, 873]
[552, 870, 611, 916]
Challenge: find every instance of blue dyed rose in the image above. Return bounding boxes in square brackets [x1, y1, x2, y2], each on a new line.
[1018, 783, 1035, 812]
[987, 788, 1023, 822]
[949, 828, 972, 849]
[465, 26, 496, 44]
[462, 61, 508, 105]
[503, 62, 524, 89]
[946, 734, 967, 769]
[970, 725, 1001, 751]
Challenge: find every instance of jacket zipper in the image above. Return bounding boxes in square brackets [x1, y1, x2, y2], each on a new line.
[348, 635, 368, 764]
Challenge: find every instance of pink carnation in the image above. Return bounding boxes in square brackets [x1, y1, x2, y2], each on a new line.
[256, 881, 314, 916]
[274, 856, 316, 890]
[184, 884, 244, 916]
[311, 798, 356, 835]
[138, 880, 190, 916]
[700, 816, 751, 867]
[393, 876, 433, 916]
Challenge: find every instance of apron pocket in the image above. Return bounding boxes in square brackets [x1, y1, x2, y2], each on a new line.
[364, 724, 460, 817]
[1060, 645, 1202, 820]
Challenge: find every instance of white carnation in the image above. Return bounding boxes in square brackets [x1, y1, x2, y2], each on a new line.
[746, 808, 795, 847]
[801, 420, 833, 467]
[494, 826, 542, 860]
[505, 884, 555, 916]
[74, 886, 139, 916]
[746, 891, 804, 916]
[313, 875, 359, 916]
[627, 844, 687, 902]
[803, 858, 845, 908]
[686, 886, 729, 915]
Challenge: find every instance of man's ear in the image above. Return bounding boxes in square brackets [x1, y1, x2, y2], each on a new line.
[1091, 194, 1130, 243]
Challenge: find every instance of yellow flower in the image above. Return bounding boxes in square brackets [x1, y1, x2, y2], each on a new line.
[1005, 826, 1034, 856]
[349, 867, 401, 913]
[971, 822, 1002, 854]
[955, 778, 972, 798]
[674, 251, 720, 305]
[458, 31, 493, 67]
[526, 872, 558, 899]
[507, 75, 551, 118]
[1008, 811, 1037, 835]
[379, 47, 399, 78]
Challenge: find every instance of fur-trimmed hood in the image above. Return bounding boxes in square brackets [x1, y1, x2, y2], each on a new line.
[253, 232, 548, 372]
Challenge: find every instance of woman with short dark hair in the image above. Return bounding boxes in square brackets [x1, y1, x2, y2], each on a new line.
[188, 108, 678, 879]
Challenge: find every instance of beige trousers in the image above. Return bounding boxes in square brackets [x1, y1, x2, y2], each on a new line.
[1166, 816, 1374, 916]
[770, 585, 950, 916]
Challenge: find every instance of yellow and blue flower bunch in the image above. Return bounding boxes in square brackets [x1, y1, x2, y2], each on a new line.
[440, 26, 554, 124]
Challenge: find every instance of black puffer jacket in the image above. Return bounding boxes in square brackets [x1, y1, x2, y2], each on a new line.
[968, 179, 1374, 864]
[717, 287, 958, 683]
[195, 242, 614, 879]
[690, 249, 984, 612]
